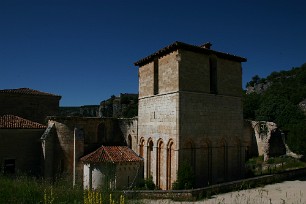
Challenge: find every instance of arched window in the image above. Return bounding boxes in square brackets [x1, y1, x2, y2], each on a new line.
[156, 139, 165, 189]
[166, 140, 174, 190]
[197, 140, 211, 187]
[97, 123, 105, 144]
[217, 139, 228, 182]
[128, 134, 132, 149]
[139, 138, 145, 158]
[147, 139, 154, 178]
[184, 140, 195, 173]
[235, 139, 242, 178]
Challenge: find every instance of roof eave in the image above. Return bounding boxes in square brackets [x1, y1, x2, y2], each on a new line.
[134, 41, 247, 67]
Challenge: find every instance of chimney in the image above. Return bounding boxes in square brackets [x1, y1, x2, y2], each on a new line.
[201, 42, 212, 49]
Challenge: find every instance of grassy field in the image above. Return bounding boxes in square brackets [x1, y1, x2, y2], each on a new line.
[1, 156, 305, 203]
[0, 175, 125, 204]
[245, 156, 306, 176]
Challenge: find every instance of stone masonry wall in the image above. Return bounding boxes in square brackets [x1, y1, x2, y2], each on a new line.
[178, 49, 245, 187]
[118, 118, 138, 151]
[179, 50, 210, 93]
[0, 93, 60, 124]
[0, 129, 44, 175]
[138, 93, 179, 190]
[180, 92, 245, 186]
[139, 61, 154, 98]
[137, 44, 246, 189]
[43, 117, 138, 181]
[158, 51, 179, 94]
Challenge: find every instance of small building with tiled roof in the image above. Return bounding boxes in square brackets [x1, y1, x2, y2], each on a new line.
[0, 88, 61, 123]
[0, 115, 46, 175]
[81, 145, 143, 190]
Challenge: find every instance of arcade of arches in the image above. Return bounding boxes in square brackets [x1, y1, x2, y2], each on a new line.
[139, 137, 175, 190]
[138, 137, 243, 189]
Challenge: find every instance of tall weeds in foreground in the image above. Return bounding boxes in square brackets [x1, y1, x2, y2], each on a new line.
[83, 190, 125, 204]
[0, 174, 125, 203]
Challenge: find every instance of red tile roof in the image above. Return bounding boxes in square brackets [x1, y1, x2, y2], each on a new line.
[80, 146, 143, 164]
[0, 115, 46, 129]
[0, 88, 61, 98]
[134, 41, 247, 66]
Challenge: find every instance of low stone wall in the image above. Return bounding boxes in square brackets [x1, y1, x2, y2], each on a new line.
[123, 168, 306, 201]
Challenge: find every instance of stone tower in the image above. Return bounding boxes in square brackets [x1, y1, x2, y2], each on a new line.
[134, 41, 247, 189]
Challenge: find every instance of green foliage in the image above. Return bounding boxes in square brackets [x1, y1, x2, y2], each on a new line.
[144, 176, 156, 190]
[243, 92, 261, 119]
[100, 94, 138, 118]
[136, 176, 156, 190]
[286, 122, 306, 155]
[244, 63, 306, 155]
[247, 75, 261, 87]
[0, 175, 125, 203]
[255, 95, 304, 127]
[245, 156, 306, 176]
[172, 162, 195, 190]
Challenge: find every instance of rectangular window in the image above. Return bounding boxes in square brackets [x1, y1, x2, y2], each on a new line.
[209, 58, 218, 94]
[4, 159, 15, 174]
[154, 58, 159, 95]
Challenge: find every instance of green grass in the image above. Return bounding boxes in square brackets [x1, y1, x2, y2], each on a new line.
[0, 174, 125, 204]
[246, 156, 306, 176]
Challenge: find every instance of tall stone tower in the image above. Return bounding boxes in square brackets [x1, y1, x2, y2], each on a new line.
[134, 41, 247, 189]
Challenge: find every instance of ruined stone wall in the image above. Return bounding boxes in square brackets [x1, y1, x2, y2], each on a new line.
[0, 129, 44, 175]
[0, 93, 60, 124]
[42, 117, 137, 180]
[243, 120, 259, 159]
[118, 118, 138, 152]
[250, 121, 286, 161]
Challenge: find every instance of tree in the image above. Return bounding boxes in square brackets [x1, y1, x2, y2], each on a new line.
[172, 162, 195, 190]
[255, 95, 304, 127]
[243, 92, 261, 120]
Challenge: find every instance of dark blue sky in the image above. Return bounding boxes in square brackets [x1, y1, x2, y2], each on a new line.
[1, 1, 305, 106]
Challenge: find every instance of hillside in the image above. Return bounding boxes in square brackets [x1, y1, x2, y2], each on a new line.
[243, 63, 306, 155]
[99, 93, 138, 118]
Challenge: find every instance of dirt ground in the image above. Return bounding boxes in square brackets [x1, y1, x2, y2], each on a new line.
[138, 177, 306, 204]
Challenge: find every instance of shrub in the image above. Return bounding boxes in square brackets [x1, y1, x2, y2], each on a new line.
[172, 162, 195, 190]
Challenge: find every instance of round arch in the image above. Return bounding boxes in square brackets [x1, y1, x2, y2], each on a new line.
[166, 139, 175, 190]
[139, 137, 145, 158]
[146, 138, 154, 178]
[156, 139, 165, 189]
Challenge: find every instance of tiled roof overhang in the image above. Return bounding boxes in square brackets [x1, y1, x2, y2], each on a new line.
[0, 115, 46, 129]
[80, 146, 143, 164]
[134, 41, 247, 67]
[0, 88, 61, 99]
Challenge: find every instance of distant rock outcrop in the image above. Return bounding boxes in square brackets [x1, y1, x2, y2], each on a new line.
[99, 93, 138, 118]
[246, 81, 271, 94]
[299, 99, 306, 115]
